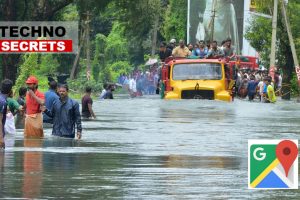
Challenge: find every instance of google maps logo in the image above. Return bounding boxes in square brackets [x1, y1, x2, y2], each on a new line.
[248, 140, 298, 189]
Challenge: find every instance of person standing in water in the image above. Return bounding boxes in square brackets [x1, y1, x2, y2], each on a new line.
[24, 76, 45, 138]
[43, 80, 59, 124]
[0, 79, 13, 149]
[43, 84, 82, 139]
[81, 86, 96, 119]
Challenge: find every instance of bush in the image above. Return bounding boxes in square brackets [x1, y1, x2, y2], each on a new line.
[290, 72, 299, 96]
[67, 76, 103, 94]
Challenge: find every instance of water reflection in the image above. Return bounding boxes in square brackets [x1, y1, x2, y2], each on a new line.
[0, 151, 4, 194]
[1, 98, 300, 199]
[162, 155, 242, 170]
[22, 139, 43, 199]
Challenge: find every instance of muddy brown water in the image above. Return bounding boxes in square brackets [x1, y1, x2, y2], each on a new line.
[1, 96, 300, 199]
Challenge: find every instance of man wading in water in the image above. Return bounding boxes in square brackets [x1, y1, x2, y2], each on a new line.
[0, 79, 13, 149]
[81, 86, 96, 119]
[24, 76, 45, 138]
[42, 84, 82, 139]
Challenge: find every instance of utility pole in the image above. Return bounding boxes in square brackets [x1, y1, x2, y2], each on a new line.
[151, 14, 159, 57]
[71, 23, 86, 80]
[210, 0, 217, 42]
[269, 0, 278, 80]
[281, 0, 300, 100]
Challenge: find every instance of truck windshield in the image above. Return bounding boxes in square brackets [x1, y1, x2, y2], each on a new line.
[172, 63, 222, 80]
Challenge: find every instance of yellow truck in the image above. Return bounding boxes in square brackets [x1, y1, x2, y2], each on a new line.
[161, 58, 235, 102]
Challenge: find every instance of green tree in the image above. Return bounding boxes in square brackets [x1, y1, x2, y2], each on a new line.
[245, 0, 300, 99]
[92, 34, 106, 82]
[162, 0, 187, 42]
[0, 0, 74, 82]
[14, 53, 39, 93]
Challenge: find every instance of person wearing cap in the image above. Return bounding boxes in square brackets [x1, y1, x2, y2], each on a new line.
[24, 76, 45, 138]
[167, 39, 176, 51]
[172, 39, 191, 58]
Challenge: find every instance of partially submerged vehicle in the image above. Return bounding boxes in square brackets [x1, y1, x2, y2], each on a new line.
[160, 57, 236, 102]
[229, 55, 259, 71]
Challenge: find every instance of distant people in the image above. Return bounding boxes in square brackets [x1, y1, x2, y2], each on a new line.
[172, 39, 191, 57]
[221, 40, 227, 49]
[24, 76, 45, 138]
[257, 78, 265, 102]
[262, 77, 268, 102]
[129, 75, 137, 97]
[266, 78, 276, 103]
[118, 73, 126, 85]
[192, 43, 201, 57]
[206, 41, 224, 58]
[238, 74, 248, 98]
[277, 71, 282, 96]
[206, 40, 211, 49]
[99, 83, 107, 100]
[43, 80, 59, 124]
[0, 79, 13, 149]
[159, 42, 172, 62]
[198, 40, 208, 58]
[247, 75, 258, 101]
[104, 85, 114, 99]
[167, 38, 176, 51]
[255, 70, 262, 82]
[188, 43, 194, 52]
[15, 87, 27, 129]
[42, 84, 82, 139]
[81, 86, 96, 119]
[223, 38, 235, 58]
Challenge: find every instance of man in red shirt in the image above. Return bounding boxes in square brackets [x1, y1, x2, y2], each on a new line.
[24, 76, 45, 138]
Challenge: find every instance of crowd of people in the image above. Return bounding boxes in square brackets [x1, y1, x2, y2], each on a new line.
[159, 38, 235, 62]
[117, 66, 160, 97]
[159, 37, 282, 103]
[235, 70, 281, 103]
[0, 76, 90, 150]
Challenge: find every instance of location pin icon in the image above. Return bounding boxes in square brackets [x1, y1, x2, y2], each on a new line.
[276, 140, 298, 177]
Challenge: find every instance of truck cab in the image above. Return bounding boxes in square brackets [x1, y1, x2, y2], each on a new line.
[161, 58, 235, 102]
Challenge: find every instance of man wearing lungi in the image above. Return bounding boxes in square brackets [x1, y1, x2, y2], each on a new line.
[24, 76, 45, 138]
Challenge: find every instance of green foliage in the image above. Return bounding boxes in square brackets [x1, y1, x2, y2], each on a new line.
[39, 54, 60, 76]
[67, 75, 103, 93]
[245, 0, 300, 99]
[14, 53, 39, 93]
[162, 0, 187, 41]
[105, 22, 129, 63]
[108, 61, 131, 81]
[92, 34, 107, 82]
[245, 17, 272, 67]
[13, 53, 53, 94]
[291, 72, 299, 96]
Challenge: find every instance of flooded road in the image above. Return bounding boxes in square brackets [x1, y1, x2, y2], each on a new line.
[1, 96, 300, 199]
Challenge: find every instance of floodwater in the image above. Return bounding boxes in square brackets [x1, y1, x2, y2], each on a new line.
[1, 95, 300, 199]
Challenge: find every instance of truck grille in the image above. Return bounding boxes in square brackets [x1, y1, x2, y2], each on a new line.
[181, 90, 214, 100]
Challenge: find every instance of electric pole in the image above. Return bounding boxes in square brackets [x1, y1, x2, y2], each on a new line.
[269, 0, 278, 80]
[281, 0, 300, 100]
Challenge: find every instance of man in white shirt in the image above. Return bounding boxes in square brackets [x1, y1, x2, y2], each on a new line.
[129, 76, 137, 97]
[99, 83, 107, 100]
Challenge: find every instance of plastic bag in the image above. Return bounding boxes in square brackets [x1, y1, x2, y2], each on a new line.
[5, 112, 16, 135]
